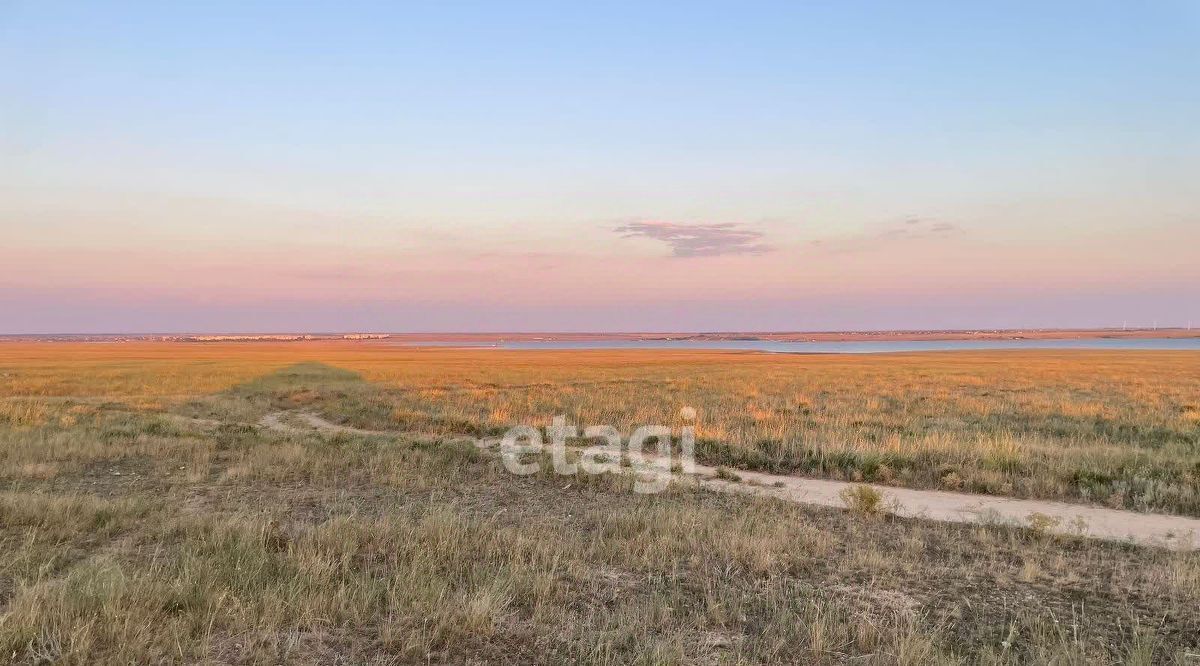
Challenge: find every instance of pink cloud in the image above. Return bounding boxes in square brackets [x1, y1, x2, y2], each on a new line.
[615, 221, 774, 257]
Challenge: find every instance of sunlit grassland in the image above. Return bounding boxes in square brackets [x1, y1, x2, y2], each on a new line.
[4, 343, 1199, 514]
[1, 355, 1198, 663]
[336, 348, 1200, 515]
[0, 343, 320, 404]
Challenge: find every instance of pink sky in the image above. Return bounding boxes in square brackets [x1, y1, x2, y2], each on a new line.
[3, 191, 1197, 333]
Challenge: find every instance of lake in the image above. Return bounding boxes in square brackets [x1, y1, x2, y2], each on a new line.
[419, 337, 1200, 354]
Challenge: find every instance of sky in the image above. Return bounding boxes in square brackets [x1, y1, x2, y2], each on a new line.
[2, 1, 1198, 333]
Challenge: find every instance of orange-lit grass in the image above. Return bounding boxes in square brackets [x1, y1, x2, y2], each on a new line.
[3, 342, 1198, 512]
[335, 347, 1200, 513]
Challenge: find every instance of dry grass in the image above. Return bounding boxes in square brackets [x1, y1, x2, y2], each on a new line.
[1, 344, 1199, 662]
[3, 343, 1198, 514]
[319, 345, 1198, 514]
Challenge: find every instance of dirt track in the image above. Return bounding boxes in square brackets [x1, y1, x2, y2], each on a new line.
[253, 411, 1200, 550]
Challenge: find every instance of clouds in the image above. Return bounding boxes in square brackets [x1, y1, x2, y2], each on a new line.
[615, 221, 774, 257]
[614, 217, 957, 258]
[810, 217, 960, 253]
[879, 217, 959, 239]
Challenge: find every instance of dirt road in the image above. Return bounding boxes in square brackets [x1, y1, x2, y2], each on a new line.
[252, 410, 1200, 550]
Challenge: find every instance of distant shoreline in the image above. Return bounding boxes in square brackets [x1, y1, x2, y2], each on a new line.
[2, 328, 1197, 343]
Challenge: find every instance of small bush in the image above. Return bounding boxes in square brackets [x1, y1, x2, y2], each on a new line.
[840, 484, 885, 517]
[715, 467, 741, 482]
[1026, 512, 1062, 537]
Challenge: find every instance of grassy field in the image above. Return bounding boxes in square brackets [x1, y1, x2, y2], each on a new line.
[5, 343, 1200, 515]
[1, 343, 1199, 663]
[335, 347, 1200, 515]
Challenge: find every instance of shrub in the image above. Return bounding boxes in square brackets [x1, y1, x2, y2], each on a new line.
[840, 484, 885, 517]
[1026, 512, 1061, 537]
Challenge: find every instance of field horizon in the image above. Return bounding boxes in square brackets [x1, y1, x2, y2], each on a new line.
[4, 327, 1200, 344]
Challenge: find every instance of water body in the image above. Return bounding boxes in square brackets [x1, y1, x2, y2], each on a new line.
[426, 338, 1200, 354]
